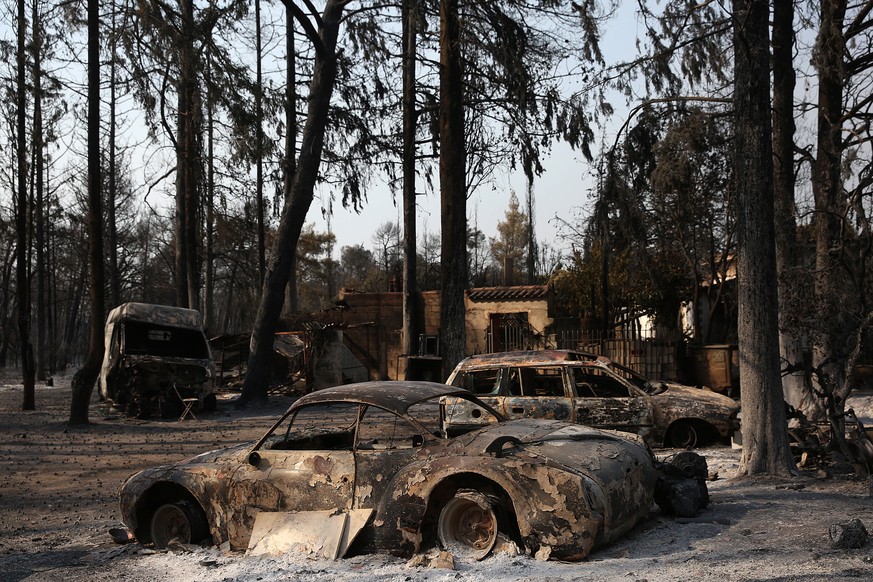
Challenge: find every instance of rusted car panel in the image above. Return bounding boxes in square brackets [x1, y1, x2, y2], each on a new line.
[98, 302, 215, 416]
[446, 350, 740, 448]
[119, 381, 663, 561]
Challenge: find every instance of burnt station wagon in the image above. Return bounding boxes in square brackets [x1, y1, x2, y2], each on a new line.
[445, 350, 740, 448]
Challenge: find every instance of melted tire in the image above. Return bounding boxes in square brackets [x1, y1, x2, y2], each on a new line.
[150, 500, 209, 548]
[437, 491, 500, 561]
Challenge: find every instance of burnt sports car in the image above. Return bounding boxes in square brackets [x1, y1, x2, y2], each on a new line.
[119, 381, 661, 561]
[446, 350, 740, 448]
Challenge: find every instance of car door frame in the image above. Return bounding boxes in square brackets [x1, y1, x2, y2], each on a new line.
[500, 363, 574, 422]
[568, 363, 655, 438]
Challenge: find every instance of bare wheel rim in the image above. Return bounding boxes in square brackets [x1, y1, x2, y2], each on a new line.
[670, 423, 699, 449]
[437, 492, 499, 560]
[151, 503, 193, 548]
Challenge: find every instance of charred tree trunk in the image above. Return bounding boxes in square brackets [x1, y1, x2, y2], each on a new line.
[439, 0, 467, 379]
[282, 13, 299, 317]
[733, 0, 793, 476]
[401, 0, 421, 378]
[175, 0, 201, 310]
[107, 13, 120, 309]
[45, 197, 56, 372]
[16, 0, 35, 410]
[32, 1, 46, 382]
[204, 57, 216, 332]
[255, 0, 266, 287]
[69, 0, 105, 425]
[773, 0, 818, 418]
[239, 0, 347, 405]
[811, 0, 847, 398]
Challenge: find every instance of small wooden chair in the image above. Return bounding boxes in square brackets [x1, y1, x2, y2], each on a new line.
[174, 386, 198, 421]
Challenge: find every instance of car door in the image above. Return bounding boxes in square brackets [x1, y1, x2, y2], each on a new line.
[569, 365, 654, 437]
[501, 365, 573, 421]
[225, 403, 357, 549]
[351, 403, 431, 550]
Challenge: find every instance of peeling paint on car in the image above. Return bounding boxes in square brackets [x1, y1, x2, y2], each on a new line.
[446, 350, 740, 448]
[119, 381, 703, 562]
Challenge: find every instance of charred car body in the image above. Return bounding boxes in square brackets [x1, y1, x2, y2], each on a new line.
[98, 302, 215, 417]
[120, 381, 673, 561]
[446, 350, 740, 448]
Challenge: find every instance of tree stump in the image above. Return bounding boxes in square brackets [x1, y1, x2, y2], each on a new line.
[829, 518, 868, 549]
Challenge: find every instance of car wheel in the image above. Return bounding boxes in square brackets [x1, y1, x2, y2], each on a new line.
[150, 500, 209, 548]
[668, 422, 699, 449]
[437, 491, 500, 560]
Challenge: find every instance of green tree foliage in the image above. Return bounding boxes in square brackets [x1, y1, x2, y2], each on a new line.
[295, 225, 337, 313]
[489, 192, 530, 286]
[559, 108, 732, 338]
[338, 244, 379, 292]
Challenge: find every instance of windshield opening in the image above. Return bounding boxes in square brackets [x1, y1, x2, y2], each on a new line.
[122, 321, 210, 359]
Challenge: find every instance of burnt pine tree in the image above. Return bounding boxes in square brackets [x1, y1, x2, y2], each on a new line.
[439, 0, 466, 379]
[401, 0, 420, 376]
[239, 0, 351, 404]
[32, 0, 46, 383]
[805, 0, 873, 415]
[732, 0, 793, 476]
[126, 0, 252, 311]
[771, 0, 816, 416]
[69, 0, 105, 425]
[16, 0, 36, 410]
[281, 2, 299, 317]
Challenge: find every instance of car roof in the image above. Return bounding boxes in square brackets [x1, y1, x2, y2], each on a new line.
[105, 301, 204, 329]
[292, 381, 471, 414]
[455, 350, 604, 369]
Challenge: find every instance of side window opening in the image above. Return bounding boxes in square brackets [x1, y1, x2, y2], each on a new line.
[268, 403, 358, 451]
[519, 367, 566, 397]
[356, 405, 427, 450]
[455, 369, 502, 395]
[572, 368, 630, 398]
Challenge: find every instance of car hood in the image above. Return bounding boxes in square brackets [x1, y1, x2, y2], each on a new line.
[655, 382, 739, 411]
[171, 441, 255, 470]
[123, 441, 252, 487]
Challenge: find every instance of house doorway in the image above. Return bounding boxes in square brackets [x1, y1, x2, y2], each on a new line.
[489, 312, 530, 353]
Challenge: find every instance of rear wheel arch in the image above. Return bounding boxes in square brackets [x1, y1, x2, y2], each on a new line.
[423, 473, 523, 554]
